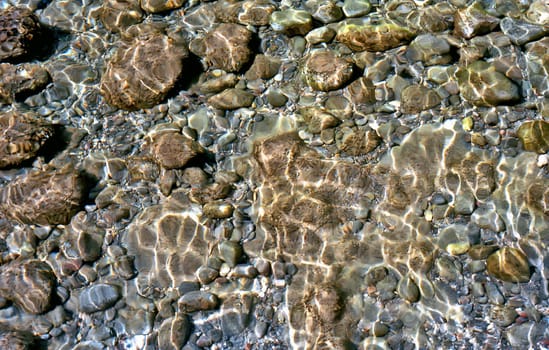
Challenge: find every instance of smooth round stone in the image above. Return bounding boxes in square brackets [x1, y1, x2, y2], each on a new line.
[447, 242, 470, 256]
[302, 50, 354, 91]
[245, 54, 281, 81]
[79, 284, 121, 313]
[397, 275, 420, 303]
[305, 26, 336, 45]
[306, 0, 343, 24]
[336, 20, 415, 52]
[178, 291, 219, 313]
[500, 17, 547, 45]
[196, 266, 219, 285]
[517, 120, 549, 154]
[208, 88, 255, 110]
[342, 0, 371, 17]
[400, 85, 441, 114]
[471, 206, 505, 232]
[486, 247, 531, 283]
[469, 244, 499, 260]
[203, 202, 234, 219]
[266, 88, 288, 107]
[526, 0, 549, 25]
[406, 34, 451, 66]
[218, 240, 243, 267]
[270, 9, 313, 36]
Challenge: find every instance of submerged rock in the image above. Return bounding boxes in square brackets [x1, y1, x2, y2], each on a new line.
[0, 164, 87, 225]
[0, 112, 54, 169]
[487, 247, 531, 283]
[140, 0, 184, 13]
[0, 63, 50, 104]
[147, 130, 205, 169]
[208, 88, 255, 110]
[302, 50, 354, 91]
[500, 17, 548, 46]
[400, 84, 441, 114]
[0, 325, 40, 350]
[453, 3, 499, 39]
[0, 259, 56, 314]
[517, 120, 549, 154]
[100, 0, 143, 32]
[79, 283, 121, 313]
[336, 20, 415, 52]
[0, 7, 43, 62]
[270, 9, 313, 36]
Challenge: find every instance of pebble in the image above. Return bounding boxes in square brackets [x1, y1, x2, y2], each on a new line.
[149, 131, 205, 169]
[100, 0, 143, 32]
[218, 240, 243, 267]
[453, 2, 499, 39]
[245, 54, 281, 81]
[342, 0, 371, 17]
[302, 50, 354, 91]
[397, 274, 420, 303]
[221, 293, 254, 336]
[406, 34, 451, 66]
[306, 0, 343, 24]
[203, 202, 234, 219]
[484, 282, 505, 305]
[500, 17, 547, 46]
[208, 88, 255, 110]
[336, 20, 415, 52]
[486, 247, 531, 283]
[305, 26, 336, 45]
[517, 120, 549, 154]
[178, 291, 219, 313]
[79, 284, 121, 313]
[471, 206, 505, 232]
[158, 315, 190, 350]
[270, 9, 313, 37]
[400, 85, 441, 114]
[140, 0, 184, 13]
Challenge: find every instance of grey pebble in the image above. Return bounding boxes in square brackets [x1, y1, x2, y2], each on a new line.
[79, 284, 121, 313]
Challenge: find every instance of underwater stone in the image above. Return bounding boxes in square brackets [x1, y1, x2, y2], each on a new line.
[0, 63, 50, 104]
[453, 2, 499, 39]
[336, 20, 415, 52]
[270, 9, 313, 36]
[79, 284, 121, 313]
[302, 50, 354, 91]
[400, 84, 441, 114]
[0, 7, 43, 62]
[486, 247, 531, 283]
[517, 120, 549, 154]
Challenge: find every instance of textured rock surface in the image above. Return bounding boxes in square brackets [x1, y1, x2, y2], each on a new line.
[0, 63, 50, 104]
[400, 84, 441, 113]
[270, 9, 313, 36]
[0, 112, 54, 168]
[79, 284, 121, 313]
[0, 325, 39, 350]
[140, 0, 184, 13]
[302, 50, 354, 91]
[487, 247, 531, 283]
[100, 0, 143, 32]
[0, 7, 42, 62]
[0, 259, 56, 314]
[0, 164, 87, 225]
[517, 120, 549, 154]
[208, 88, 255, 110]
[453, 3, 499, 39]
[336, 20, 415, 52]
[147, 130, 205, 169]
[100, 29, 187, 110]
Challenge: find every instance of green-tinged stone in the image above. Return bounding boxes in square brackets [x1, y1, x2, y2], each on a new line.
[336, 21, 415, 52]
[462, 116, 474, 131]
[270, 10, 313, 36]
[517, 120, 549, 154]
[342, 0, 371, 17]
[447, 242, 470, 255]
[400, 85, 441, 114]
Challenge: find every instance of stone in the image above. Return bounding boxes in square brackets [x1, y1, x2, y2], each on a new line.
[336, 20, 415, 52]
[100, 0, 143, 32]
[0, 112, 54, 169]
[404, 4, 453, 33]
[238, 0, 276, 26]
[342, 0, 371, 17]
[270, 9, 313, 36]
[0, 7, 43, 62]
[305, 0, 343, 24]
[0, 259, 56, 314]
[79, 284, 121, 313]
[302, 50, 354, 91]
[406, 34, 451, 66]
[245, 54, 281, 81]
[208, 88, 255, 110]
[189, 23, 252, 72]
[346, 77, 376, 105]
[305, 26, 336, 45]
[196, 266, 219, 284]
[486, 247, 531, 283]
[517, 120, 549, 154]
[453, 3, 499, 39]
[218, 240, 243, 267]
[525, 38, 548, 97]
[148, 131, 205, 169]
[178, 291, 219, 313]
[490, 305, 517, 327]
[397, 274, 420, 303]
[266, 88, 288, 107]
[471, 206, 505, 232]
[100, 29, 187, 110]
[0, 63, 50, 104]
[0, 164, 87, 225]
[157, 315, 190, 350]
[457, 61, 520, 107]
[400, 85, 441, 114]
[299, 107, 340, 133]
[198, 72, 239, 94]
[221, 293, 254, 336]
[500, 17, 547, 46]
[526, 0, 549, 25]
[203, 202, 234, 219]
[140, 0, 184, 13]
[337, 127, 380, 156]
[0, 325, 39, 349]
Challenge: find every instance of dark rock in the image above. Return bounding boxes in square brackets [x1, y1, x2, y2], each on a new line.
[245, 54, 281, 81]
[0, 325, 40, 350]
[0, 7, 43, 62]
[500, 17, 547, 45]
[218, 240, 243, 268]
[0, 164, 87, 225]
[79, 283, 121, 313]
[0, 111, 54, 169]
[220, 293, 254, 336]
[158, 315, 191, 350]
[0, 259, 56, 314]
[0, 63, 50, 104]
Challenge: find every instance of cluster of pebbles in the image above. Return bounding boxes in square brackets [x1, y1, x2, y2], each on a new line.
[0, 0, 548, 349]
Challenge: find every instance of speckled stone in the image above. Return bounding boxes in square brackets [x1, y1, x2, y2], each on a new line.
[517, 120, 549, 154]
[302, 50, 354, 91]
[487, 247, 531, 283]
[100, 0, 143, 32]
[189, 23, 253, 72]
[208, 88, 255, 110]
[346, 77, 376, 105]
[0, 112, 54, 169]
[400, 85, 441, 114]
[336, 20, 415, 52]
[0, 164, 87, 225]
[270, 9, 313, 36]
[453, 3, 499, 39]
[0, 7, 43, 62]
[148, 131, 205, 169]
[140, 0, 184, 13]
[100, 29, 187, 110]
[0, 259, 56, 314]
[0, 63, 50, 104]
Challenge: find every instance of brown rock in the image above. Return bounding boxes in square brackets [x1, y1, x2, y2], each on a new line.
[198, 72, 239, 94]
[454, 3, 499, 39]
[303, 50, 354, 91]
[314, 284, 342, 322]
[100, 0, 143, 32]
[346, 77, 375, 105]
[149, 131, 205, 169]
[487, 247, 531, 283]
[400, 85, 441, 114]
[0, 259, 56, 314]
[0, 325, 39, 350]
[0, 164, 87, 225]
[336, 21, 415, 52]
[0, 63, 50, 104]
[208, 88, 255, 110]
[0, 7, 43, 62]
[214, 0, 276, 26]
[517, 120, 549, 154]
[140, 0, 184, 13]
[100, 30, 187, 110]
[189, 23, 253, 73]
[0, 112, 54, 169]
[245, 54, 281, 80]
[178, 291, 219, 313]
[337, 127, 380, 156]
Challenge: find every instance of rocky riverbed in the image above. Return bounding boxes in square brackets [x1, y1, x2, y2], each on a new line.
[0, 0, 548, 349]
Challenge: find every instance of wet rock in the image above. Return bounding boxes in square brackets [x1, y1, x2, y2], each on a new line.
[305, 26, 336, 45]
[218, 240, 243, 267]
[198, 72, 239, 94]
[525, 38, 549, 97]
[406, 34, 451, 66]
[506, 322, 540, 348]
[500, 17, 547, 46]
[400, 85, 441, 114]
[337, 127, 380, 156]
[100, 0, 143, 32]
[178, 291, 219, 313]
[305, 0, 343, 24]
[0, 259, 56, 314]
[404, 4, 453, 33]
[0, 7, 42, 62]
[457, 61, 520, 106]
[196, 266, 218, 284]
[526, 0, 549, 25]
[245, 54, 281, 81]
[490, 305, 517, 327]
[346, 77, 376, 105]
[471, 206, 505, 232]
[203, 201, 234, 219]
[299, 107, 340, 133]
[141, 0, 184, 13]
[266, 88, 288, 107]
[0, 164, 87, 225]
[0, 325, 40, 350]
[221, 293, 254, 336]
[208, 88, 255, 110]
[336, 20, 415, 52]
[302, 50, 354, 91]
[100, 30, 187, 110]
[270, 9, 313, 36]
[0, 63, 50, 104]
[486, 247, 531, 283]
[314, 284, 342, 322]
[158, 315, 190, 350]
[342, 0, 371, 17]
[148, 131, 205, 169]
[79, 283, 121, 313]
[453, 3, 499, 39]
[0, 112, 54, 169]
[239, 0, 276, 26]
[517, 120, 549, 154]
[397, 274, 419, 302]
[190, 23, 252, 73]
